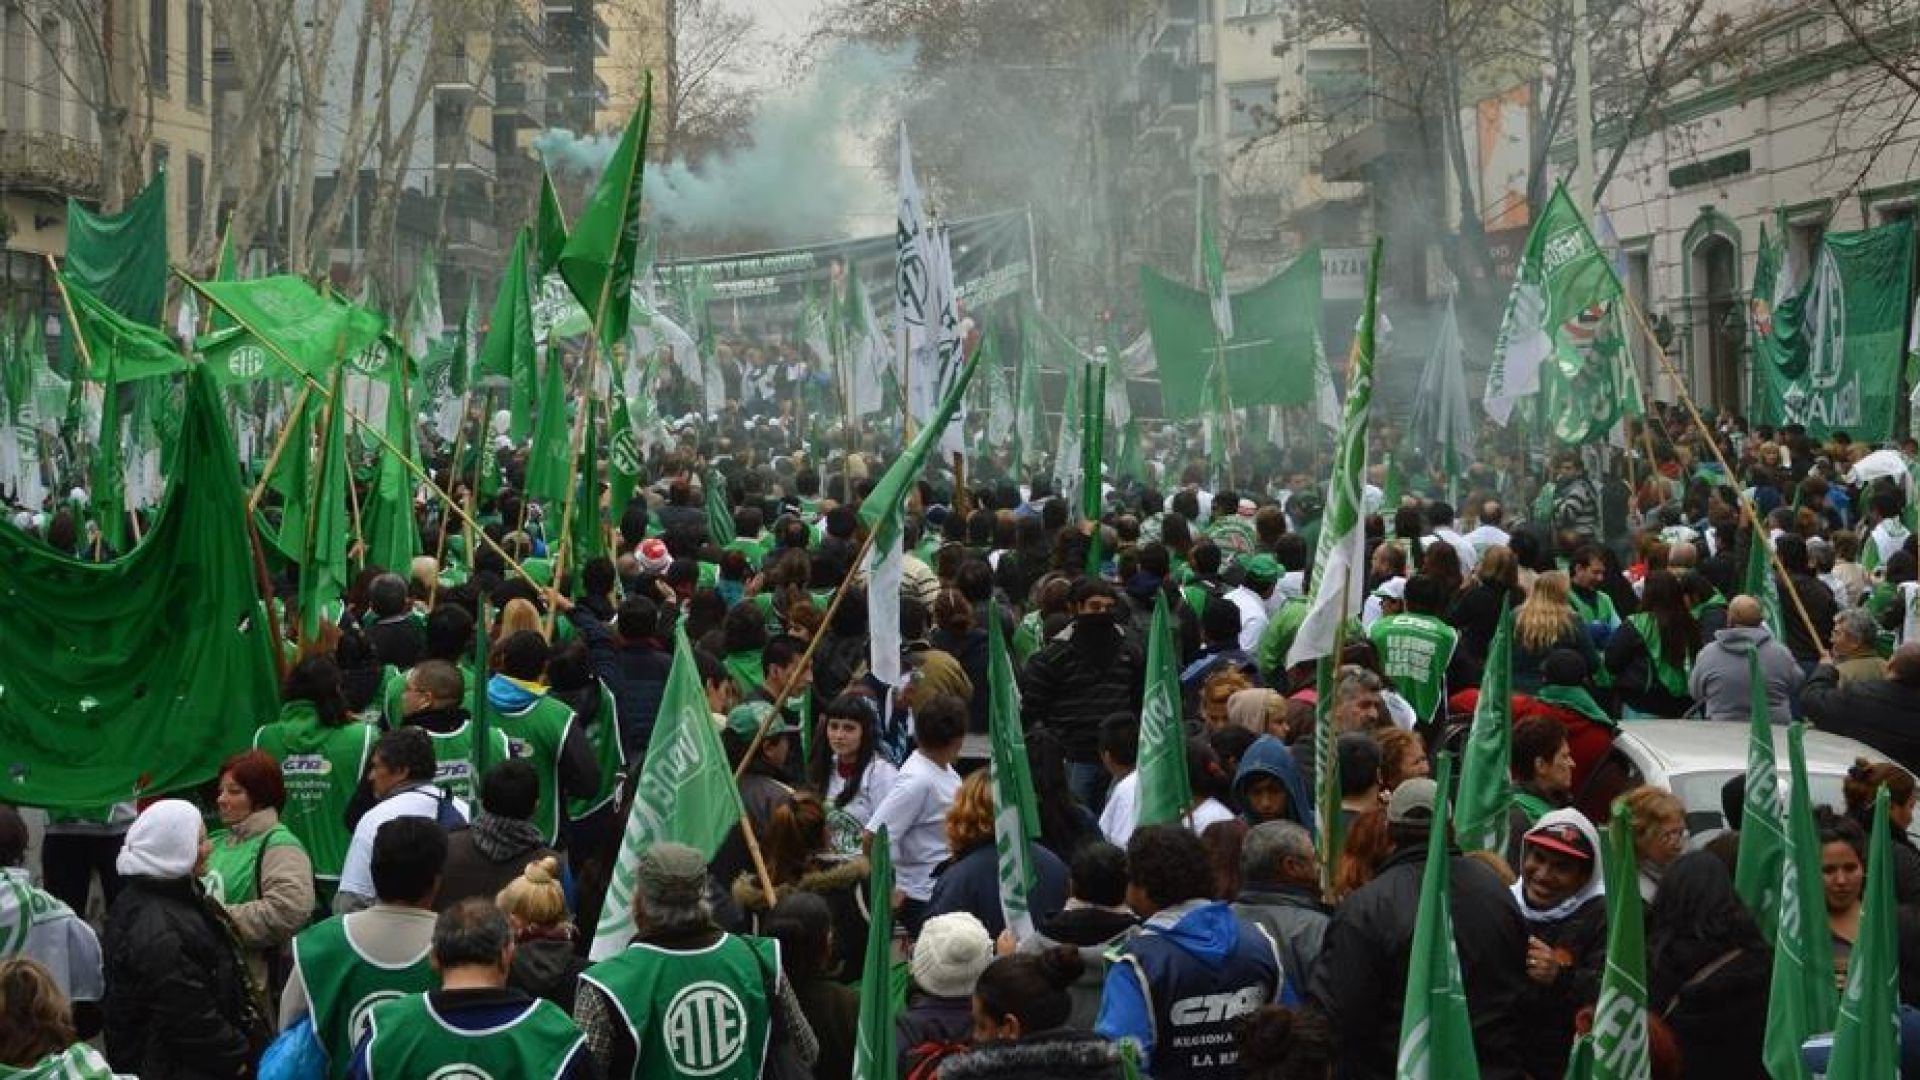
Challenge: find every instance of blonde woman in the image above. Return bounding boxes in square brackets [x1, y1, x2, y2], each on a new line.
[1618, 786, 1687, 903]
[496, 856, 587, 1012]
[493, 597, 547, 642]
[1512, 572, 1601, 695]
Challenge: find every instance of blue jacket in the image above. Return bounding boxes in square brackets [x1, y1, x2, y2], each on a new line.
[1096, 901, 1289, 1078]
[924, 841, 1070, 939]
[1231, 736, 1315, 834]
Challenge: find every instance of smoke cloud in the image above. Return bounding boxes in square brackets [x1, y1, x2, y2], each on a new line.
[533, 45, 916, 243]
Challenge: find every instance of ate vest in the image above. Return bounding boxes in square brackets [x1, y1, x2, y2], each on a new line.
[362, 993, 586, 1080]
[579, 936, 778, 1080]
[254, 705, 375, 882]
[201, 822, 301, 904]
[293, 914, 436, 1080]
[1117, 918, 1286, 1080]
[492, 692, 578, 846]
[426, 721, 513, 807]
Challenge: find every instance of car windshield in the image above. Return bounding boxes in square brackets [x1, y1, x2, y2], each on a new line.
[1670, 769, 1846, 834]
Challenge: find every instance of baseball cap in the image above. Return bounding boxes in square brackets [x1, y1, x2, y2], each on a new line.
[1386, 777, 1437, 824]
[1523, 820, 1597, 862]
[1372, 576, 1407, 602]
[724, 700, 798, 740]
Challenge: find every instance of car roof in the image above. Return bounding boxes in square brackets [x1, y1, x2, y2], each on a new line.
[1613, 720, 1900, 778]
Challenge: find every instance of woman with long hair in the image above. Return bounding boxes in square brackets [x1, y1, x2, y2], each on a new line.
[1606, 571, 1702, 718]
[1646, 853, 1772, 1080]
[763, 893, 860, 1080]
[1448, 545, 1526, 678]
[730, 791, 872, 982]
[1841, 759, 1920, 906]
[806, 692, 898, 841]
[1333, 806, 1391, 903]
[0, 958, 115, 1077]
[931, 588, 991, 732]
[1816, 809, 1867, 991]
[1512, 572, 1601, 694]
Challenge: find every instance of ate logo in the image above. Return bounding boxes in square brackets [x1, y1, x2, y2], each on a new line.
[227, 344, 267, 381]
[662, 980, 750, 1076]
[349, 340, 391, 377]
[608, 426, 641, 476]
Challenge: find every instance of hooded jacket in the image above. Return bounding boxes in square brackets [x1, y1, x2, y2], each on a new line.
[103, 875, 264, 1080]
[1511, 809, 1609, 1080]
[1688, 625, 1804, 722]
[1231, 736, 1316, 833]
[1095, 900, 1284, 1078]
[732, 856, 873, 983]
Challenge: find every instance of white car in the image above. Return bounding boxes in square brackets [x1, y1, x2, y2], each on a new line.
[1590, 720, 1913, 837]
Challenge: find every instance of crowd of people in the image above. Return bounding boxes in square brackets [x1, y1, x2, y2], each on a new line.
[7, 393, 1920, 1080]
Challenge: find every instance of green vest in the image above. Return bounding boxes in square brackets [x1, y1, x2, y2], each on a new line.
[363, 992, 585, 1080]
[568, 683, 626, 821]
[1367, 613, 1460, 725]
[202, 822, 301, 905]
[723, 535, 770, 570]
[1012, 610, 1044, 664]
[254, 703, 376, 882]
[1626, 613, 1691, 699]
[427, 720, 513, 807]
[293, 914, 436, 1080]
[1569, 587, 1618, 688]
[580, 936, 778, 1080]
[493, 691, 579, 846]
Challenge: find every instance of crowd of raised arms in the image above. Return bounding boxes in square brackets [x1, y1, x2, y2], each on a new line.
[14, 375, 1920, 1080]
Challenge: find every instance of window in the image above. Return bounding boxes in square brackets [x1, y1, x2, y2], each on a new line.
[149, 0, 168, 92]
[3, 6, 27, 129]
[38, 17, 61, 133]
[185, 0, 203, 105]
[1227, 80, 1274, 137]
[1876, 201, 1916, 226]
[151, 141, 168, 183]
[186, 153, 205, 241]
[1625, 247, 1653, 373]
[1305, 50, 1371, 146]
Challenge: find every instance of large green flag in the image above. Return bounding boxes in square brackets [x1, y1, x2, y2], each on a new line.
[65, 173, 168, 327]
[1395, 754, 1478, 1080]
[589, 623, 745, 959]
[1201, 213, 1234, 341]
[57, 273, 188, 383]
[704, 468, 735, 545]
[1763, 723, 1838, 1080]
[477, 229, 538, 441]
[851, 825, 897, 1080]
[1137, 591, 1193, 828]
[987, 606, 1041, 939]
[1741, 527, 1786, 639]
[557, 81, 651, 350]
[1751, 218, 1915, 441]
[192, 276, 387, 384]
[1828, 786, 1900, 1077]
[857, 348, 982, 551]
[1138, 249, 1321, 417]
[0, 367, 278, 809]
[1483, 183, 1622, 427]
[1454, 602, 1514, 853]
[362, 352, 420, 575]
[300, 367, 351, 641]
[534, 167, 570, 277]
[523, 346, 571, 505]
[1591, 800, 1651, 1080]
[1734, 649, 1787, 940]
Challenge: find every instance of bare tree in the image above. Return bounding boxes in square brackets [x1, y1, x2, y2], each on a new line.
[663, 0, 760, 164]
[23, 0, 159, 212]
[195, 0, 298, 270]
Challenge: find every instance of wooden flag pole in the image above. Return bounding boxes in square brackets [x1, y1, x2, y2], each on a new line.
[248, 383, 314, 513]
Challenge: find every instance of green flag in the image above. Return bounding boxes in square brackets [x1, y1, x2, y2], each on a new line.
[1763, 723, 1838, 1080]
[523, 347, 571, 505]
[65, 172, 168, 327]
[1828, 786, 1900, 1077]
[299, 367, 351, 641]
[535, 167, 570, 277]
[1200, 212, 1233, 341]
[1138, 251, 1321, 418]
[1395, 753, 1478, 1080]
[1734, 649, 1787, 940]
[57, 273, 188, 383]
[1137, 591, 1193, 828]
[607, 382, 644, 520]
[363, 351, 421, 575]
[261, 389, 317, 561]
[1454, 602, 1514, 853]
[1741, 527, 1786, 639]
[192, 276, 387, 383]
[478, 229, 538, 441]
[704, 468, 735, 545]
[857, 348, 982, 551]
[566, 399, 605, 563]
[1081, 357, 1106, 523]
[558, 82, 651, 350]
[987, 605, 1041, 939]
[91, 351, 126, 552]
[589, 623, 745, 959]
[1591, 800, 1650, 1080]
[851, 825, 897, 1080]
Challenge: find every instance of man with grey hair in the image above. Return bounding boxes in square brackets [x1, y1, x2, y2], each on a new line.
[574, 842, 816, 1080]
[1230, 820, 1329, 989]
[1831, 608, 1889, 686]
[351, 898, 589, 1080]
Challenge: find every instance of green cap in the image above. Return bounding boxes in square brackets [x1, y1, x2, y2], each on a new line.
[724, 700, 796, 739]
[1241, 553, 1282, 585]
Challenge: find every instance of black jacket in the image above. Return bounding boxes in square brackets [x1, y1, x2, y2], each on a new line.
[938, 1031, 1124, 1080]
[365, 615, 425, 670]
[1604, 619, 1697, 718]
[1308, 843, 1529, 1080]
[568, 608, 673, 758]
[925, 840, 1071, 939]
[103, 875, 264, 1080]
[1802, 665, 1920, 776]
[1650, 944, 1772, 1080]
[1020, 624, 1145, 761]
[507, 933, 589, 1014]
[1780, 571, 1837, 664]
[930, 626, 991, 733]
[1515, 896, 1608, 1080]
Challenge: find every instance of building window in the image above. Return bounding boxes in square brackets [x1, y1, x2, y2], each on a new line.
[149, 0, 168, 92]
[38, 17, 62, 134]
[3, 6, 27, 130]
[1625, 247, 1654, 375]
[151, 141, 168, 183]
[1227, 80, 1274, 137]
[1877, 201, 1916, 226]
[186, 153, 205, 241]
[185, 0, 204, 105]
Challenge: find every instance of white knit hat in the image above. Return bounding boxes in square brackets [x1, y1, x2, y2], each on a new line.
[115, 799, 205, 879]
[910, 912, 993, 998]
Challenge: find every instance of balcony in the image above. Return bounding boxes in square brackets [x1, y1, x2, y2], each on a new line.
[591, 10, 610, 55]
[435, 134, 497, 178]
[495, 79, 546, 127]
[443, 214, 498, 254]
[0, 130, 102, 201]
[1321, 119, 1414, 184]
[433, 53, 494, 103]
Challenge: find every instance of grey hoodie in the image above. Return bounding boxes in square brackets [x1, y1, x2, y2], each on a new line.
[1688, 625, 1804, 722]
